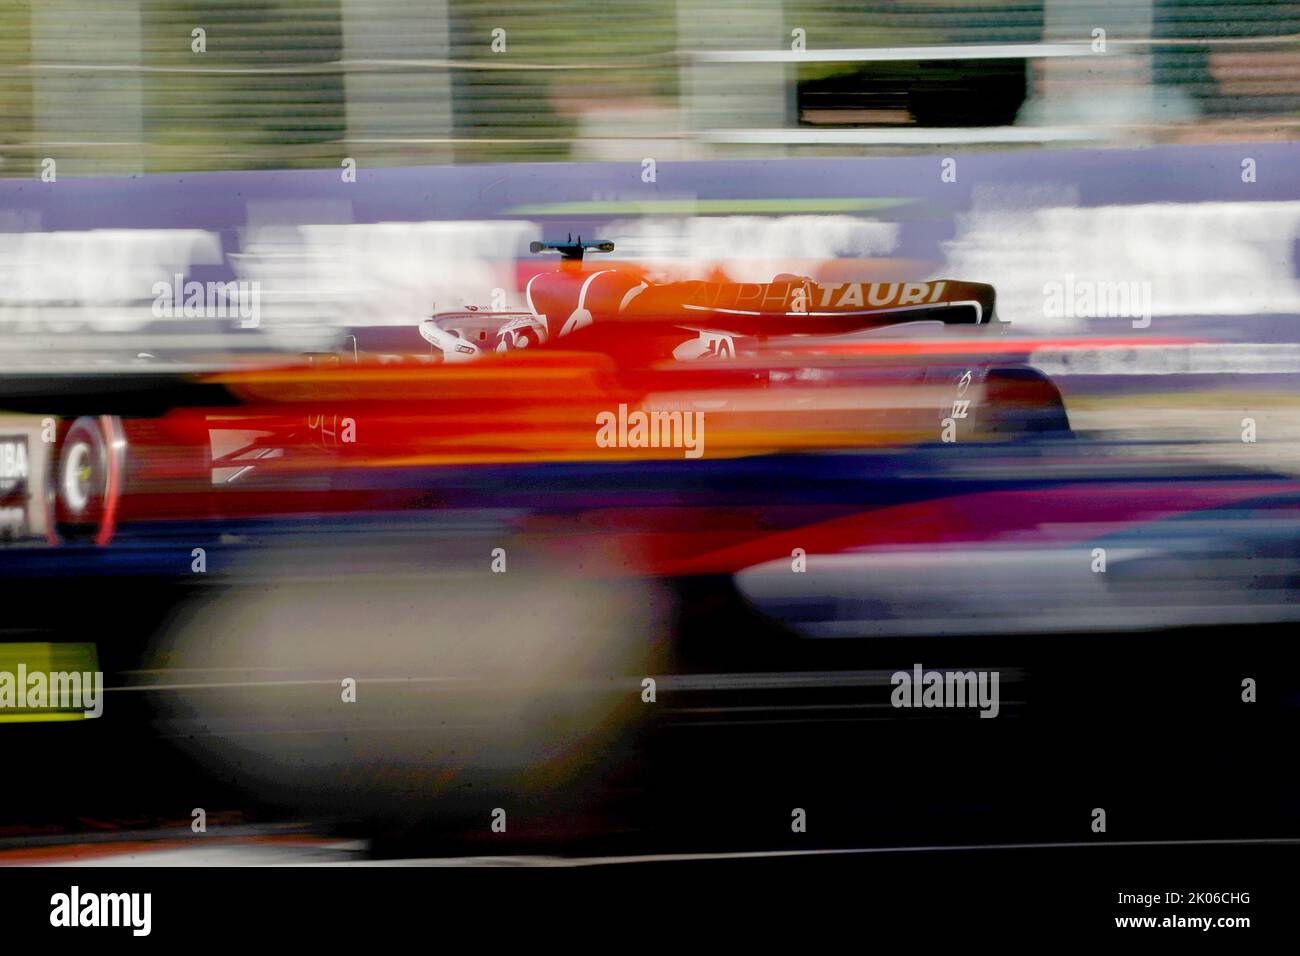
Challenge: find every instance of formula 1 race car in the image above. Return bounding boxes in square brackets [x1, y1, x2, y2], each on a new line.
[0, 237, 1071, 548]
[416, 235, 1071, 444]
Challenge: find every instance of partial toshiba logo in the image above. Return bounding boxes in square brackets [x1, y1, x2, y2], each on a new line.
[0, 437, 29, 540]
[0, 437, 28, 497]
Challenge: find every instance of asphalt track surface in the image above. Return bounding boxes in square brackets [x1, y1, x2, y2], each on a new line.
[0, 522, 1294, 944]
[3, 527, 1298, 866]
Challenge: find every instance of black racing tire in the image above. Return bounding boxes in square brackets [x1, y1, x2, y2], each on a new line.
[978, 366, 1073, 440]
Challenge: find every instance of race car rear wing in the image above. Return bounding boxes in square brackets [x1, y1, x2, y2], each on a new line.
[523, 236, 1001, 335]
[647, 278, 1001, 337]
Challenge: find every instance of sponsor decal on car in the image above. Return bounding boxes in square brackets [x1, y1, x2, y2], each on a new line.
[0, 437, 29, 539]
[683, 280, 950, 313]
[0, 437, 28, 496]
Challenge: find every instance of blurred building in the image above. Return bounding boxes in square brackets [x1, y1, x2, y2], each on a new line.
[0, 0, 1296, 176]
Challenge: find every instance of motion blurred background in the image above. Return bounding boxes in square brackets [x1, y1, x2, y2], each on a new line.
[1, 2, 1299, 868]
[0, 0, 1297, 173]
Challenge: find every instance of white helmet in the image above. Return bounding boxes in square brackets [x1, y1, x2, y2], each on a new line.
[421, 309, 548, 362]
[494, 314, 549, 352]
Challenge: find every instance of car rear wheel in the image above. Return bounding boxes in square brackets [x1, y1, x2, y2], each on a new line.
[53, 415, 125, 545]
